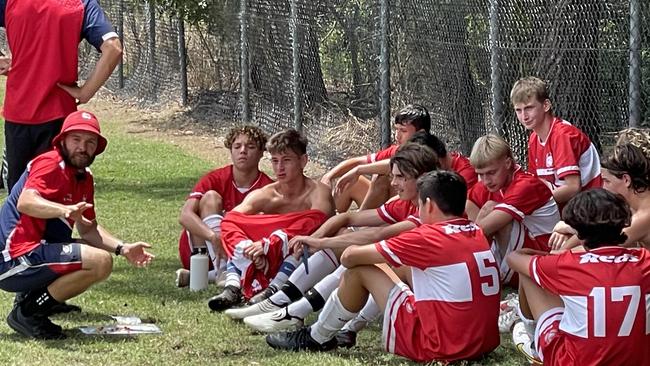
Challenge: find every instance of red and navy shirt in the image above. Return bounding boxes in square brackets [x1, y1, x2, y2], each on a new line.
[0, 149, 96, 261]
[0, 0, 117, 124]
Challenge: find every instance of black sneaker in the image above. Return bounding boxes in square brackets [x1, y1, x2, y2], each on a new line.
[247, 284, 279, 306]
[266, 327, 337, 352]
[335, 329, 357, 348]
[7, 306, 66, 340]
[208, 285, 243, 311]
[14, 292, 80, 316]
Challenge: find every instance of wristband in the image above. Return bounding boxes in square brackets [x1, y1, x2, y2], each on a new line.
[114, 242, 124, 256]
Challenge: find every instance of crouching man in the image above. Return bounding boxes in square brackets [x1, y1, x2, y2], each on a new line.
[0, 111, 154, 339]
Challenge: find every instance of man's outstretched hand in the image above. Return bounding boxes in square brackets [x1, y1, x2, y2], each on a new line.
[122, 242, 155, 268]
[64, 202, 94, 225]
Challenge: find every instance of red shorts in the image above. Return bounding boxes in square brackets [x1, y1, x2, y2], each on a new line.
[382, 282, 432, 362]
[535, 307, 565, 364]
[177, 229, 213, 270]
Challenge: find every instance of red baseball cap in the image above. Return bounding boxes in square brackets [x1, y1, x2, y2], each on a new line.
[52, 110, 108, 155]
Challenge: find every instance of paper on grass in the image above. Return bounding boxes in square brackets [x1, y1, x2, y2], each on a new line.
[79, 316, 162, 335]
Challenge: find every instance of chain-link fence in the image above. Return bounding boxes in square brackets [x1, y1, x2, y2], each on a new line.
[15, 0, 650, 167]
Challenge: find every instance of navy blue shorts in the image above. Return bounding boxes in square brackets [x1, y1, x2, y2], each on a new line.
[0, 243, 82, 293]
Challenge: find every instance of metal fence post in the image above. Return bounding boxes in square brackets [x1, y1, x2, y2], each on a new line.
[489, 0, 503, 134]
[178, 12, 188, 106]
[148, 1, 156, 95]
[379, 0, 391, 149]
[629, 0, 641, 128]
[239, 0, 250, 123]
[291, 0, 303, 132]
[117, 0, 124, 89]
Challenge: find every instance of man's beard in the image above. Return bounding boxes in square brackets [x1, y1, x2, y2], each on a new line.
[60, 146, 95, 170]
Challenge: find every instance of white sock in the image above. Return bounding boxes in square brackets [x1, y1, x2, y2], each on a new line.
[286, 266, 346, 319]
[292, 249, 339, 292]
[310, 289, 357, 344]
[268, 249, 339, 306]
[517, 304, 537, 339]
[342, 296, 380, 332]
[224, 261, 241, 289]
[269, 256, 300, 288]
[202, 214, 224, 269]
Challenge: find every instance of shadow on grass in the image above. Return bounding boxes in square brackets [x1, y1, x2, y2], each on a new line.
[94, 176, 199, 201]
[96, 257, 220, 304]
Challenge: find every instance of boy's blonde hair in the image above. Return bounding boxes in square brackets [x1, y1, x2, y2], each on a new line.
[510, 76, 550, 105]
[470, 134, 513, 169]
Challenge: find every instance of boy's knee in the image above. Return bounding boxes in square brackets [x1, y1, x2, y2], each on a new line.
[200, 190, 223, 215]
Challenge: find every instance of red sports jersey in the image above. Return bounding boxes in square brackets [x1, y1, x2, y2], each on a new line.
[468, 167, 559, 250]
[377, 199, 418, 224]
[221, 210, 328, 298]
[376, 218, 500, 362]
[187, 165, 273, 212]
[528, 118, 602, 191]
[1, 150, 96, 261]
[450, 152, 478, 189]
[3, 0, 117, 123]
[530, 247, 650, 365]
[366, 144, 399, 163]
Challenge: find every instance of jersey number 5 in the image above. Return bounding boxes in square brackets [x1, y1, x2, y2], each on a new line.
[474, 250, 500, 296]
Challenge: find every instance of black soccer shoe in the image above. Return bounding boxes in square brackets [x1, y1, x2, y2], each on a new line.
[13, 292, 80, 316]
[335, 329, 357, 348]
[7, 306, 66, 340]
[266, 327, 337, 352]
[247, 284, 279, 306]
[208, 285, 243, 311]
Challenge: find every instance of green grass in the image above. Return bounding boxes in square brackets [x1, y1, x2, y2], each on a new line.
[0, 110, 521, 365]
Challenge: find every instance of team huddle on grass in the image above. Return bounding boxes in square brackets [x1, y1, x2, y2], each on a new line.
[172, 77, 650, 364]
[3, 1, 647, 364]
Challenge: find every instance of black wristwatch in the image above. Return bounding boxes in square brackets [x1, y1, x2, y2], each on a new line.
[115, 243, 124, 256]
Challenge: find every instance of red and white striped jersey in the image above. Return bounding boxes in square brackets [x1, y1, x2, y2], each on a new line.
[468, 167, 560, 249]
[528, 118, 602, 191]
[530, 247, 650, 365]
[376, 217, 500, 360]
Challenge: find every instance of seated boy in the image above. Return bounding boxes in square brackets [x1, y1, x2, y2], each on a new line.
[507, 189, 650, 365]
[335, 130, 478, 193]
[466, 134, 560, 286]
[266, 171, 501, 363]
[224, 143, 438, 326]
[207, 129, 334, 311]
[511, 76, 601, 207]
[321, 104, 430, 212]
[176, 126, 273, 286]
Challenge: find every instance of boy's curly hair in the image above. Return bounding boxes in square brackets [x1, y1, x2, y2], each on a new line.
[225, 126, 268, 151]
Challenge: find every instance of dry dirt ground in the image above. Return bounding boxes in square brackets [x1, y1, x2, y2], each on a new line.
[86, 94, 327, 178]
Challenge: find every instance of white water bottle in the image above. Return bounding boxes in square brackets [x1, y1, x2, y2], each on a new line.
[189, 248, 209, 291]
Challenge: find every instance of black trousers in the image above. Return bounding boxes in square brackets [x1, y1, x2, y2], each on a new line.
[5, 119, 64, 192]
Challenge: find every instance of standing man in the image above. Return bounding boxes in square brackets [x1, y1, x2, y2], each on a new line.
[0, 0, 123, 191]
[0, 111, 154, 340]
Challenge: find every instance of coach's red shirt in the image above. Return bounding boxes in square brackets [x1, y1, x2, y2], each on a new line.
[1, 149, 96, 261]
[1, 0, 117, 123]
